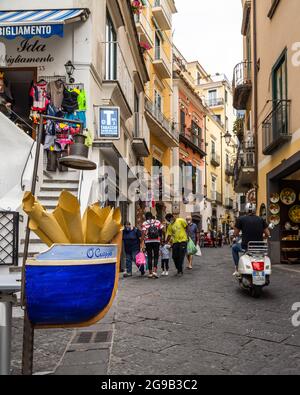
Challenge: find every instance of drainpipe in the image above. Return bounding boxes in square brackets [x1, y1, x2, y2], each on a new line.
[253, 0, 259, 192]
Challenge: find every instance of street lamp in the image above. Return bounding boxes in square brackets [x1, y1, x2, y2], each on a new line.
[64, 60, 75, 83]
[224, 131, 232, 145]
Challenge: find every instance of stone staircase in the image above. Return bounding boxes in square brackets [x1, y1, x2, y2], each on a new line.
[19, 170, 80, 264]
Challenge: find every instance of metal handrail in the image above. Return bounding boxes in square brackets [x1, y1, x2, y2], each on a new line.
[0, 107, 36, 192]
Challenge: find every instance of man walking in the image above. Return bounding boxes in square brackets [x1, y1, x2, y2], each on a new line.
[165, 214, 188, 277]
[123, 222, 143, 278]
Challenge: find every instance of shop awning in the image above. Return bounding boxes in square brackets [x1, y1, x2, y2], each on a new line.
[0, 9, 90, 39]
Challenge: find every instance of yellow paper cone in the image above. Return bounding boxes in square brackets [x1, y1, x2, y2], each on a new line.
[23, 192, 70, 245]
[53, 191, 84, 243]
[29, 219, 53, 247]
[82, 206, 112, 244]
[98, 208, 123, 244]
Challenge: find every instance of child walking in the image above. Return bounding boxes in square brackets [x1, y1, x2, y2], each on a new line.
[160, 242, 171, 276]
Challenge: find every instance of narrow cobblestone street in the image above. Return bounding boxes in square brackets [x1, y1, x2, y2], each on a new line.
[10, 247, 300, 375]
[109, 247, 300, 375]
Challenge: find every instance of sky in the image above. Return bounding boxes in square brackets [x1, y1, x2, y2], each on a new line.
[173, 0, 243, 81]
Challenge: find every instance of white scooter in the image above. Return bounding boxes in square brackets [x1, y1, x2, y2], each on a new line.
[236, 241, 271, 298]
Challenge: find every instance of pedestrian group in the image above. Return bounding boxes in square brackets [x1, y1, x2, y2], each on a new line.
[122, 212, 202, 279]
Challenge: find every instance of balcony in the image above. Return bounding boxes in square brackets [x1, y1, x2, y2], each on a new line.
[225, 198, 234, 210]
[234, 146, 256, 193]
[145, 96, 179, 147]
[180, 128, 206, 157]
[134, 12, 153, 48]
[225, 163, 234, 176]
[206, 98, 224, 108]
[262, 100, 291, 155]
[233, 61, 252, 110]
[210, 152, 221, 167]
[211, 191, 222, 205]
[153, 45, 172, 79]
[132, 113, 150, 158]
[152, 0, 172, 30]
[102, 41, 134, 120]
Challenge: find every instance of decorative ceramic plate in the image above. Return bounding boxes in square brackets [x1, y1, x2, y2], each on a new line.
[269, 203, 280, 215]
[270, 193, 280, 204]
[289, 206, 300, 224]
[280, 188, 296, 205]
[270, 215, 280, 226]
[285, 222, 292, 231]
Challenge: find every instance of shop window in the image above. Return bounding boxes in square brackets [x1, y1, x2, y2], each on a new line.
[105, 13, 117, 80]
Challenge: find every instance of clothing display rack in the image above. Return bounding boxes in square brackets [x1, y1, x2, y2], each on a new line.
[38, 75, 67, 83]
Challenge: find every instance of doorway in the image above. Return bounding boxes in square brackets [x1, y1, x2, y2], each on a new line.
[0, 67, 37, 136]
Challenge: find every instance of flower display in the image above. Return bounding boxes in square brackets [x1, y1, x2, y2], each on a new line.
[140, 41, 152, 52]
[132, 0, 143, 15]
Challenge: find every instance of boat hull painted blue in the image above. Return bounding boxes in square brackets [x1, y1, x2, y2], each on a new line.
[25, 244, 118, 327]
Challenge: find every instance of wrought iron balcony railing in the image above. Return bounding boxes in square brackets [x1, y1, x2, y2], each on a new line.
[211, 191, 222, 205]
[233, 61, 252, 110]
[225, 198, 234, 209]
[262, 100, 291, 155]
[211, 152, 221, 167]
[206, 98, 224, 108]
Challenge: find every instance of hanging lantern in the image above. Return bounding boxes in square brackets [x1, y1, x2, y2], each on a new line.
[59, 134, 97, 171]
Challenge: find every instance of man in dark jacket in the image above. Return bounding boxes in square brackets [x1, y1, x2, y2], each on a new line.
[123, 222, 143, 278]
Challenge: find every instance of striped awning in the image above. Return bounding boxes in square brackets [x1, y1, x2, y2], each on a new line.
[0, 9, 90, 39]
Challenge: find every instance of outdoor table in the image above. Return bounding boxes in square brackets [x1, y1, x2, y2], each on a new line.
[0, 273, 21, 375]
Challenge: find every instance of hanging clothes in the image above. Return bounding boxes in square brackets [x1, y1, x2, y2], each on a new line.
[47, 80, 65, 109]
[30, 82, 49, 112]
[77, 89, 87, 111]
[62, 87, 79, 113]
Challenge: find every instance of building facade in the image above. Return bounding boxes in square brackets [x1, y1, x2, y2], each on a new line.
[0, 0, 150, 227]
[234, 0, 300, 264]
[173, 49, 238, 233]
[134, 0, 178, 221]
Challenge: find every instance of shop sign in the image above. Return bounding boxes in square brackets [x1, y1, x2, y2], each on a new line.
[99, 107, 120, 139]
[1, 38, 55, 66]
[0, 24, 64, 40]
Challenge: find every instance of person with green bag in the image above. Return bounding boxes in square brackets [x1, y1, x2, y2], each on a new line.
[186, 216, 199, 270]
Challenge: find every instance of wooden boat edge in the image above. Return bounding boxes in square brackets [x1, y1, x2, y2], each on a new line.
[33, 232, 123, 330]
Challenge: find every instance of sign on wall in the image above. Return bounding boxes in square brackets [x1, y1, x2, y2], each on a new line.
[0, 24, 64, 40]
[99, 107, 120, 139]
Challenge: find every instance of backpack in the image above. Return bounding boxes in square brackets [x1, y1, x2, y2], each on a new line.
[147, 221, 159, 240]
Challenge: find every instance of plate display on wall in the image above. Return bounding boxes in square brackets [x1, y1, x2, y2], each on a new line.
[280, 188, 296, 205]
[270, 215, 280, 226]
[289, 206, 300, 224]
[270, 193, 280, 203]
[269, 203, 280, 215]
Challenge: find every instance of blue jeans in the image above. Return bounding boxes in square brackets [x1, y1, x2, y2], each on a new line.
[125, 250, 144, 274]
[232, 243, 243, 268]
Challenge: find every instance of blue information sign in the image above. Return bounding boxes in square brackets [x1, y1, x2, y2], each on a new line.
[99, 107, 120, 139]
[0, 24, 64, 39]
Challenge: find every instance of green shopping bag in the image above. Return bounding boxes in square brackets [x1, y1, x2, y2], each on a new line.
[187, 238, 198, 256]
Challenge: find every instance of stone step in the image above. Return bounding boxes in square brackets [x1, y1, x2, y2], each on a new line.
[40, 186, 78, 192]
[43, 178, 79, 184]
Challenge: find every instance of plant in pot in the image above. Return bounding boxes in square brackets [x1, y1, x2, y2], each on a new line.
[132, 0, 143, 15]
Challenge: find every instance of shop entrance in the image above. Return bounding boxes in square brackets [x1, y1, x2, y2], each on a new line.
[0, 67, 37, 136]
[267, 151, 300, 265]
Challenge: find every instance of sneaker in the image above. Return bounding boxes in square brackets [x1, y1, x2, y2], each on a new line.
[152, 272, 159, 279]
[123, 273, 132, 278]
[233, 271, 241, 278]
[161, 271, 166, 276]
[165, 271, 169, 276]
[148, 273, 153, 279]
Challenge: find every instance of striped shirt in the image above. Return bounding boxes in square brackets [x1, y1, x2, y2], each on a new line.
[142, 220, 163, 243]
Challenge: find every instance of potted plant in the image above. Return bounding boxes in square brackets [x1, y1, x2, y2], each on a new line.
[132, 0, 143, 15]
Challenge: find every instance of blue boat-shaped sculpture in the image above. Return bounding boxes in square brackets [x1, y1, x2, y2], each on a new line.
[25, 235, 122, 329]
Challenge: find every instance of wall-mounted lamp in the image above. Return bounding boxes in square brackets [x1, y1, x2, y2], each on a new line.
[64, 60, 75, 83]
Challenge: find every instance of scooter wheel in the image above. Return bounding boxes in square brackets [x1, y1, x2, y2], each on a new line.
[251, 286, 263, 299]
